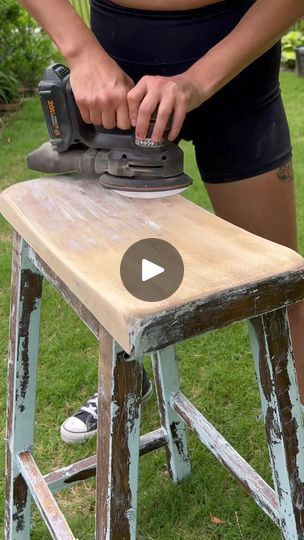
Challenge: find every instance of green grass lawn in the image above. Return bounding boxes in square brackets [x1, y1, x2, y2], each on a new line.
[0, 71, 304, 539]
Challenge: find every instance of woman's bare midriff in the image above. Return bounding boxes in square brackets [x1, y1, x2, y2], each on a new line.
[109, 0, 225, 10]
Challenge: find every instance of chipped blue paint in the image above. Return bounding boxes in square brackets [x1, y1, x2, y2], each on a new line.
[17, 453, 75, 540]
[152, 346, 191, 483]
[6, 237, 43, 540]
[103, 342, 119, 540]
[248, 310, 304, 539]
[286, 353, 304, 484]
[101, 341, 141, 540]
[171, 390, 280, 525]
[125, 386, 141, 539]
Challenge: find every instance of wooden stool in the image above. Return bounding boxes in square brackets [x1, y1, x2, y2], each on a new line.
[2, 175, 304, 540]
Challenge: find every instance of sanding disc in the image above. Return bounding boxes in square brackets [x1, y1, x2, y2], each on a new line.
[100, 171, 192, 199]
[113, 187, 187, 199]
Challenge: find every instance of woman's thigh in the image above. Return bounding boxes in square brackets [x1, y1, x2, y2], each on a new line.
[204, 160, 298, 251]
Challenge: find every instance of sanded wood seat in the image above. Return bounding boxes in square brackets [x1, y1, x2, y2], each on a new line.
[2, 175, 304, 540]
[1, 175, 304, 354]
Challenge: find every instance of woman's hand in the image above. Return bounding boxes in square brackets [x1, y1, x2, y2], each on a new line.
[70, 54, 135, 130]
[127, 73, 206, 142]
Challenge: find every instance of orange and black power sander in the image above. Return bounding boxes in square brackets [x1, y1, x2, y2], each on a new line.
[27, 64, 193, 198]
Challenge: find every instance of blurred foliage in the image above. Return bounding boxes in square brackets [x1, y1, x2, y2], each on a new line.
[0, 71, 19, 105]
[70, 0, 90, 26]
[282, 20, 304, 69]
[294, 19, 304, 34]
[0, 0, 59, 103]
[282, 30, 304, 69]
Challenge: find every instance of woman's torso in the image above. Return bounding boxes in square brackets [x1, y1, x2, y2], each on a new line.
[107, 0, 227, 11]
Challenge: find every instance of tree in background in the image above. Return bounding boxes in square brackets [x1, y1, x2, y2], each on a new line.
[0, 0, 57, 104]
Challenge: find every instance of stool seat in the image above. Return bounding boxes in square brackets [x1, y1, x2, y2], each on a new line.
[3, 175, 304, 540]
[1, 175, 304, 353]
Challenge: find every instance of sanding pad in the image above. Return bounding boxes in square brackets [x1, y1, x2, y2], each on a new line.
[113, 187, 187, 199]
[100, 172, 192, 199]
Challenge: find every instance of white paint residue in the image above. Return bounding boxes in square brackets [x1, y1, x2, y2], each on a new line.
[66, 239, 83, 251]
[86, 237, 98, 245]
[144, 220, 160, 231]
[112, 401, 120, 419]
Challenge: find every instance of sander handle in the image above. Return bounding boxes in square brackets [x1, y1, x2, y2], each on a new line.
[38, 64, 133, 153]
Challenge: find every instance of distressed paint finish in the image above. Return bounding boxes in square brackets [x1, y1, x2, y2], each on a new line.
[249, 309, 304, 539]
[3, 175, 304, 355]
[133, 273, 304, 356]
[96, 328, 142, 540]
[5, 233, 43, 540]
[3, 230, 304, 540]
[172, 391, 280, 525]
[44, 427, 167, 494]
[27, 246, 99, 339]
[17, 452, 74, 540]
[152, 347, 191, 483]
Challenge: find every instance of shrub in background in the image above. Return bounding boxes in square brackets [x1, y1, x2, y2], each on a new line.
[0, 71, 20, 103]
[0, 71, 19, 104]
[282, 27, 304, 69]
[294, 19, 304, 34]
[282, 31, 304, 68]
[0, 0, 58, 103]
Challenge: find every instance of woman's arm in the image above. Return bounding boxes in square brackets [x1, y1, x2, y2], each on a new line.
[19, 0, 106, 67]
[187, 0, 304, 99]
[128, 0, 304, 142]
[19, 0, 134, 129]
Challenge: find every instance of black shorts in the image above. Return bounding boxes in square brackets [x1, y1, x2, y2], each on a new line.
[90, 0, 292, 183]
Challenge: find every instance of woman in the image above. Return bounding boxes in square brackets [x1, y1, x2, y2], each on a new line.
[20, 0, 304, 443]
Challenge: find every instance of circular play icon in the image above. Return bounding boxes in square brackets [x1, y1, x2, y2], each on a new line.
[120, 238, 184, 302]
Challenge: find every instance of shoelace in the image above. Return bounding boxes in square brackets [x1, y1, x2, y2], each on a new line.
[80, 393, 98, 419]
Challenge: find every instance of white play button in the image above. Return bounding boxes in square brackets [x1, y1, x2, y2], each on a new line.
[141, 258, 165, 282]
[120, 239, 184, 302]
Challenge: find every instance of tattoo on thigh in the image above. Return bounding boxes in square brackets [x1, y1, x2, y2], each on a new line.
[276, 160, 294, 182]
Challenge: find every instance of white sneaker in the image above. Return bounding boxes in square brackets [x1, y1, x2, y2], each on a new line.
[60, 393, 98, 443]
[60, 369, 153, 443]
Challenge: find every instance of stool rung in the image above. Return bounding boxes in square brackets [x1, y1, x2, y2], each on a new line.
[17, 451, 75, 540]
[44, 427, 168, 494]
[171, 391, 280, 526]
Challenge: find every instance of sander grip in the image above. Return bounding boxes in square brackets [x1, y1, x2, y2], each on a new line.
[38, 64, 133, 152]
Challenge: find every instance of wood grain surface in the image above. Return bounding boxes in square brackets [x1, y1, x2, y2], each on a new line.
[1, 176, 304, 352]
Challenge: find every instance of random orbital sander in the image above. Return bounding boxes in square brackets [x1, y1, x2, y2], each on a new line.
[27, 64, 193, 198]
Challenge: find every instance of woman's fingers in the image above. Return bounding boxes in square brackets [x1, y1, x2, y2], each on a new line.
[150, 98, 174, 142]
[135, 92, 161, 140]
[128, 75, 195, 142]
[77, 104, 91, 124]
[71, 67, 202, 137]
[168, 101, 187, 141]
[80, 93, 131, 129]
[87, 97, 103, 125]
[70, 60, 135, 130]
[116, 104, 132, 130]
[127, 78, 148, 127]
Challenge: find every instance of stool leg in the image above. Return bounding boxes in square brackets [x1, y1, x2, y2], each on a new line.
[248, 308, 304, 539]
[96, 327, 142, 540]
[152, 346, 191, 483]
[5, 234, 43, 540]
